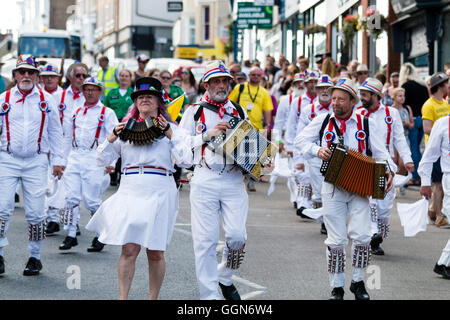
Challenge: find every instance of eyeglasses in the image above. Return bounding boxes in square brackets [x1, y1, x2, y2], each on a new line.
[75, 73, 89, 79]
[161, 76, 171, 80]
[249, 73, 261, 77]
[17, 69, 38, 76]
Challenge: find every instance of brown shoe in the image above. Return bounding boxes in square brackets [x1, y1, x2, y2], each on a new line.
[435, 216, 449, 227]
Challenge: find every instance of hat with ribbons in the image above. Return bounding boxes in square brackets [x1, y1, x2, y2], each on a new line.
[327, 77, 359, 103]
[358, 77, 384, 98]
[131, 77, 164, 101]
[40, 64, 60, 76]
[203, 60, 233, 83]
[316, 74, 334, 87]
[13, 54, 39, 72]
[82, 77, 104, 90]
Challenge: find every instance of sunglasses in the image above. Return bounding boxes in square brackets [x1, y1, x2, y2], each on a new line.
[182, 71, 190, 75]
[75, 73, 89, 79]
[249, 73, 261, 77]
[17, 69, 38, 76]
[161, 76, 171, 80]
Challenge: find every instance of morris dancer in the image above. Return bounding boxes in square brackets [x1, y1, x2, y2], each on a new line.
[59, 77, 118, 252]
[356, 78, 413, 255]
[0, 55, 65, 276]
[273, 72, 306, 208]
[178, 61, 249, 300]
[285, 71, 319, 217]
[294, 74, 334, 234]
[297, 78, 394, 300]
[418, 114, 450, 279]
[86, 77, 193, 299]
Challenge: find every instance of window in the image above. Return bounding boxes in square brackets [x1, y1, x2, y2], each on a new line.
[189, 17, 195, 44]
[203, 6, 210, 42]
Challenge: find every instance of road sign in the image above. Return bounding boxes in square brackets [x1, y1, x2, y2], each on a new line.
[236, 2, 273, 29]
[167, 1, 183, 12]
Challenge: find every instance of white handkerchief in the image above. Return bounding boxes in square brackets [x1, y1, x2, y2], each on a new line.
[396, 198, 429, 237]
[394, 173, 412, 188]
[302, 207, 323, 224]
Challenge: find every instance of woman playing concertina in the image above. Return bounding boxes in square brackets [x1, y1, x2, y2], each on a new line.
[86, 77, 193, 300]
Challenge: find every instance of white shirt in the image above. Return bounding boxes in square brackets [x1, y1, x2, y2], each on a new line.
[295, 109, 396, 172]
[96, 123, 192, 172]
[272, 93, 295, 142]
[418, 115, 450, 186]
[284, 92, 318, 152]
[0, 85, 65, 166]
[63, 100, 118, 156]
[178, 100, 249, 172]
[294, 101, 333, 166]
[356, 104, 412, 164]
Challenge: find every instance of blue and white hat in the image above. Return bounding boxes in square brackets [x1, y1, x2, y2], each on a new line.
[82, 77, 104, 90]
[316, 74, 334, 87]
[305, 70, 320, 82]
[358, 77, 383, 98]
[40, 64, 60, 76]
[203, 60, 233, 83]
[13, 54, 39, 72]
[292, 72, 307, 83]
[327, 77, 360, 103]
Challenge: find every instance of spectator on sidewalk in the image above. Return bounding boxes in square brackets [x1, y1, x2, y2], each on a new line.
[421, 72, 449, 227]
[400, 62, 429, 185]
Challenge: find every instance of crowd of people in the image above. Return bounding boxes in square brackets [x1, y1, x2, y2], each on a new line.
[0, 50, 448, 301]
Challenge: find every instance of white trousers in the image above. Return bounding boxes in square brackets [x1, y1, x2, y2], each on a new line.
[287, 157, 298, 204]
[369, 186, 396, 237]
[0, 152, 48, 258]
[190, 167, 248, 300]
[437, 173, 450, 266]
[62, 149, 109, 237]
[322, 182, 372, 288]
[310, 164, 324, 205]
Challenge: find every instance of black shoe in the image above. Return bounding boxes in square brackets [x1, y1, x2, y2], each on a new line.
[87, 237, 105, 252]
[349, 281, 370, 300]
[23, 257, 42, 276]
[45, 222, 60, 235]
[219, 283, 241, 300]
[296, 207, 313, 219]
[59, 236, 78, 250]
[433, 263, 450, 279]
[15, 193, 19, 203]
[76, 224, 81, 236]
[0, 255, 4, 275]
[329, 287, 344, 300]
[370, 233, 383, 250]
[371, 245, 385, 256]
[320, 223, 327, 235]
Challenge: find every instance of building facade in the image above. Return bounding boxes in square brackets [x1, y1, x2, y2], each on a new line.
[94, 0, 181, 60]
[172, 0, 232, 61]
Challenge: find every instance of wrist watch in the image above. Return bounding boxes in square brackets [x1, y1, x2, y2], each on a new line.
[202, 132, 211, 143]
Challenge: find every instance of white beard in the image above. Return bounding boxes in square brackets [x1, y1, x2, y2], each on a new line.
[18, 80, 34, 91]
[293, 88, 305, 97]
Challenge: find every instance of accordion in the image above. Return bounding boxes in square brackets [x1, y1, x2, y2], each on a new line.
[119, 117, 164, 145]
[207, 118, 277, 180]
[320, 143, 386, 199]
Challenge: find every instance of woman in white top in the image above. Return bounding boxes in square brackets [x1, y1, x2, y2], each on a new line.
[86, 77, 192, 300]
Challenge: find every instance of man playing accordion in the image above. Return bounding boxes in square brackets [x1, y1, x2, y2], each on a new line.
[295, 78, 394, 300]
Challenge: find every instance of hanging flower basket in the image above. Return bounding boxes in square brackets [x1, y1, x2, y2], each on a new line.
[359, 9, 388, 40]
[342, 14, 359, 45]
[304, 24, 326, 36]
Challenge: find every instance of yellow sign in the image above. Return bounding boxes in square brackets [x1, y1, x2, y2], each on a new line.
[176, 46, 199, 59]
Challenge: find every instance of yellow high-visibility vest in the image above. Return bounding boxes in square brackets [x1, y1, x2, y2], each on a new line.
[98, 66, 118, 96]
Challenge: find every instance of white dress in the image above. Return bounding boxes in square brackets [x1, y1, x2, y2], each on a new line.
[85, 123, 193, 250]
